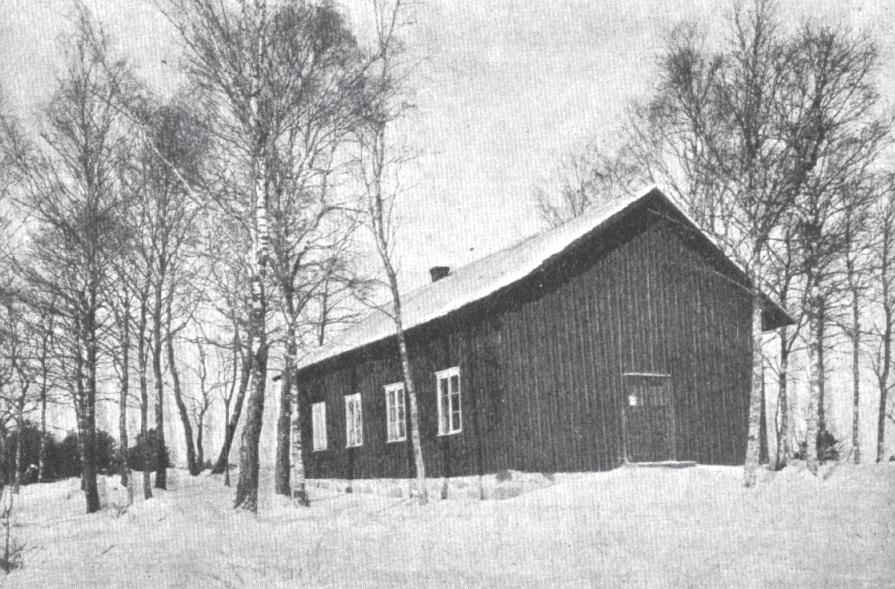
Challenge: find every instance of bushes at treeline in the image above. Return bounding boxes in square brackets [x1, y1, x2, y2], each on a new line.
[127, 429, 170, 472]
[794, 430, 842, 463]
[1, 422, 170, 485]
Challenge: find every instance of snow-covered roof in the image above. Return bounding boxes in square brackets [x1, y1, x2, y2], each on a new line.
[297, 186, 669, 371]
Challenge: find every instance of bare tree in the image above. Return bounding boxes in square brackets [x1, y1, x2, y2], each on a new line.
[354, 0, 428, 504]
[630, 3, 806, 486]
[0, 297, 38, 495]
[201, 214, 254, 479]
[764, 218, 810, 469]
[2, 10, 131, 512]
[869, 177, 895, 462]
[160, 0, 290, 511]
[783, 22, 889, 473]
[186, 332, 217, 471]
[34, 304, 57, 483]
[532, 140, 646, 228]
[626, 0, 889, 482]
[107, 240, 136, 495]
[211, 325, 243, 487]
[840, 186, 876, 463]
[259, 2, 367, 502]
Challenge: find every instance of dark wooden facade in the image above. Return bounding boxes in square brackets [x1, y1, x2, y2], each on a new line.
[296, 189, 788, 479]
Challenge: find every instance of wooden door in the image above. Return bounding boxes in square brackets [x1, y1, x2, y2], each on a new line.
[622, 374, 674, 463]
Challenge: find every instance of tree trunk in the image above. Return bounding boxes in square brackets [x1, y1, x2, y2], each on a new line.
[290, 386, 308, 505]
[806, 311, 821, 475]
[234, 172, 270, 512]
[743, 294, 765, 488]
[82, 303, 101, 513]
[274, 324, 298, 497]
[211, 333, 252, 475]
[223, 400, 231, 487]
[38, 323, 51, 483]
[196, 415, 204, 470]
[118, 302, 131, 489]
[817, 300, 827, 436]
[877, 255, 892, 462]
[0, 425, 6, 487]
[72, 331, 87, 493]
[851, 286, 861, 464]
[38, 382, 47, 483]
[234, 339, 267, 512]
[234, 74, 271, 510]
[137, 298, 152, 499]
[12, 392, 25, 495]
[759, 367, 768, 465]
[152, 291, 167, 490]
[878, 377, 890, 463]
[167, 327, 199, 475]
[775, 326, 791, 469]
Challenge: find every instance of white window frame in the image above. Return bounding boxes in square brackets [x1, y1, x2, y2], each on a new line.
[344, 393, 363, 448]
[311, 402, 327, 452]
[384, 382, 407, 443]
[436, 366, 462, 436]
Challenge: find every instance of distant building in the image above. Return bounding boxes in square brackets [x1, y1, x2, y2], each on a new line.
[295, 186, 791, 479]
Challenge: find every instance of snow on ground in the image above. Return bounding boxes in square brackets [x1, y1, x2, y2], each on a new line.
[4, 462, 895, 588]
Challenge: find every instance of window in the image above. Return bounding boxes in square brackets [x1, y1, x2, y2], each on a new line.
[384, 382, 406, 442]
[436, 367, 461, 435]
[344, 393, 363, 448]
[311, 402, 327, 451]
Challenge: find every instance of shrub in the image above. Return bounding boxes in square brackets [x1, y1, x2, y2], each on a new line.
[50, 432, 83, 480]
[795, 429, 842, 463]
[0, 425, 165, 483]
[127, 429, 170, 472]
[0, 422, 45, 483]
[46, 430, 119, 480]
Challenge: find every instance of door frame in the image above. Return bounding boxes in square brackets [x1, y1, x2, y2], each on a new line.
[620, 372, 676, 463]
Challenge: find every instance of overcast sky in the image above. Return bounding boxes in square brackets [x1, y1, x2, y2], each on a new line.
[2, 0, 893, 292]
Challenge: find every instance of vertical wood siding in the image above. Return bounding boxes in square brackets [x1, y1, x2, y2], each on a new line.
[298, 205, 752, 479]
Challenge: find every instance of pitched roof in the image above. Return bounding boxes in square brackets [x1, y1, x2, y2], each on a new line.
[297, 186, 788, 371]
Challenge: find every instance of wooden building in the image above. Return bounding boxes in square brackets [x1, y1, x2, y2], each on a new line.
[295, 187, 790, 480]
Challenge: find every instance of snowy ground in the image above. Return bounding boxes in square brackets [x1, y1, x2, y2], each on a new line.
[4, 462, 894, 588]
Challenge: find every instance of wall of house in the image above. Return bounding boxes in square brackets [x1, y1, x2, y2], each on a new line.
[297, 203, 753, 479]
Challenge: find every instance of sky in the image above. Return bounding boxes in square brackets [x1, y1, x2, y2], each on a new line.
[2, 0, 894, 459]
[3, 0, 893, 293]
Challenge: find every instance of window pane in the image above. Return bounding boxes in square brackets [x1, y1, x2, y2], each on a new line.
[312, 402, 327, 450]
[356, 399, 363, 444]
[346, 395, 362, 447]
[440, 386, 449, 434]
[450, 374, 459, 394]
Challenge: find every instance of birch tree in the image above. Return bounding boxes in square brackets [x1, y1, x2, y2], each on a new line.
[355, 0, 428, 504]
[839, 186, 876, 463]
[2, 11, 130, 512]
[869, 177, 895, 462]
[783, 23, 888, 473]
[629, 2, 808, 486]
[260, 3, 366, 501]
[620, 0, 889, 482]
[532, 140, 646, 228]
[201, 211, 253, 479]
[0, 297, 38, 495]
[162, 0, 290, 511]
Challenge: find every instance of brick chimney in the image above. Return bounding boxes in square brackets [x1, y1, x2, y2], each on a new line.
[429, 266, 450, 282]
